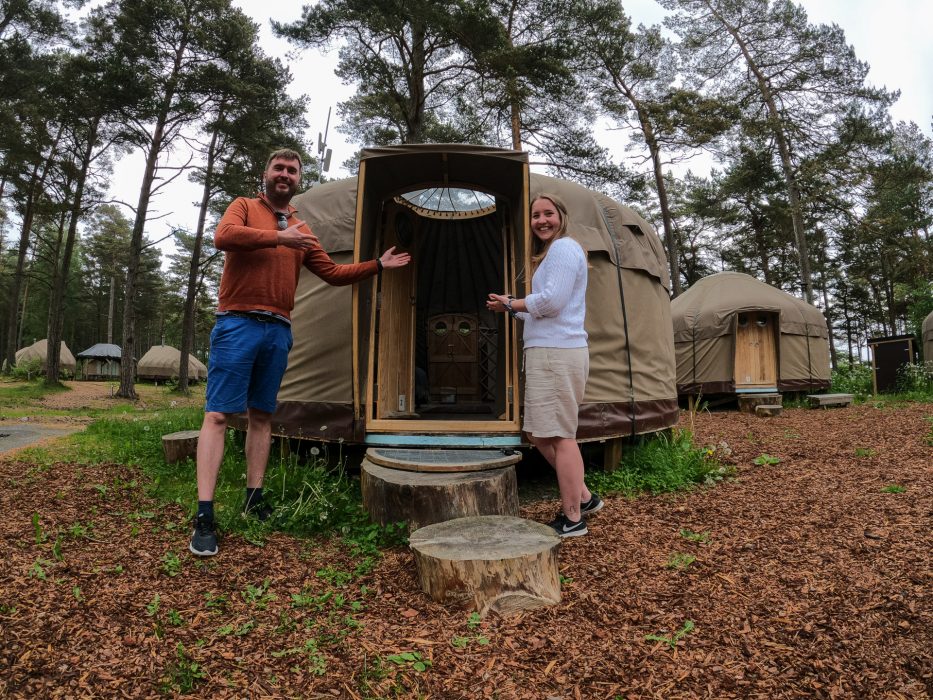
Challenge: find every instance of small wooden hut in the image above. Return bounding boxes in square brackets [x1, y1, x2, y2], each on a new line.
[75, 343, 122, 380]
[671, 272, 830, 396]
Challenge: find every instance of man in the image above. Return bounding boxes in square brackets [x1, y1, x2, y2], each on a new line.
[189, 148, 410, 556]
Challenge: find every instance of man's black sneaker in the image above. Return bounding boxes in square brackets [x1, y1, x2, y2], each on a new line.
[243, 500, 273, 522]
[189, 517, 218, 556]
[547, 513, 588, 538]
[581, 493, 604, 516]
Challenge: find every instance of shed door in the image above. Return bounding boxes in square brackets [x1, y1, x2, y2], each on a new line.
[734, 312, 777, 388]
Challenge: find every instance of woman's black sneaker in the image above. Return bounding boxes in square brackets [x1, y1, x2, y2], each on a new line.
[189, 516, 218, 556]
[547, 513, 588, 538]
[580, 493, 604, 516]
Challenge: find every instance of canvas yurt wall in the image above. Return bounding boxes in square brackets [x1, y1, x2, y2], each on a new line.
[923, 310, 933, 363]
[137, 345, 207, 380]
[270, 144, 678, 445]
[15, 339, 76, 374]
[76, 343, 122, 379]
[671, 272, 830, 395]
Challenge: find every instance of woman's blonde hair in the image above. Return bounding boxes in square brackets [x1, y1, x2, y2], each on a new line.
[530, 193, 570, 271]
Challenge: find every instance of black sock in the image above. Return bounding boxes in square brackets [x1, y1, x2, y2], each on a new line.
[245, 487, 263, 510]
[197, 500, 214, 522]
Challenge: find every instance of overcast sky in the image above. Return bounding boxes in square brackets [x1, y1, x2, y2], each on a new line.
[110, 0, 933, 251]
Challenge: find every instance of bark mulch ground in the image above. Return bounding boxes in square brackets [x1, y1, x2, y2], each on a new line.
[0, 403, 930, 699]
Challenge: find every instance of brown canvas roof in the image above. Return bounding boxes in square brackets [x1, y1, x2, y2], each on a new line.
[137, 345, 207, 380]
[274, 146, 678, 444]
[15, 339, 76, 372]
[923, 310, 933, 362]
[671, 272, 830, 393]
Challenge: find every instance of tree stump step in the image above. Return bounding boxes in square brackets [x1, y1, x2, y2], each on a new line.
[161, 430, 200, 464]
[755, 404, 783, 417]
[361, 459, 518, 532]
[409, 516, 561, 617]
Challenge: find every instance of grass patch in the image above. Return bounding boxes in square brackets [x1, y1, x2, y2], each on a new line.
[17, 406, 405, 561]
[588, 429, 732, 497]
[0, 379, 71, 406]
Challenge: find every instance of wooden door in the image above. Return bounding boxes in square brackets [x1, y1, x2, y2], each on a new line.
[734, 312, 777, 389]
[427, 313, 479, 401]
[375, 218, 416, 418]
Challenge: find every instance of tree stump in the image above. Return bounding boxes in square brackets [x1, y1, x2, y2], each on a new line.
[409, 516, 561, 617]
[755, 404, 783, 417]
[161, 430, 200, 464]
[361, 459, 519, 532]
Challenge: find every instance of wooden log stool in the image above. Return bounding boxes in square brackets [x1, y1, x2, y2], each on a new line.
[737, 393, 782, 414]
[409, 515, 561, 617]
[161, 430, 200, 464]
[755, 404, 783, 417]
[361, 448, 520, 532]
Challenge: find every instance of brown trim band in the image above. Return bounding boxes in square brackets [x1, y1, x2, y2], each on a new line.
[677, 379, 830, 395]
[576, 398, 680, 440]
[233, 398, 680, 444]
[778, 379, 830, 391]
[228, 401, 359, 442]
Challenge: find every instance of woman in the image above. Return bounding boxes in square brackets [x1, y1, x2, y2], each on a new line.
[487, 194, 603, 537]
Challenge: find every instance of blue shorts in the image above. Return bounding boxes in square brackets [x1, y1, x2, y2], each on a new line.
[205, 315, 293, 415]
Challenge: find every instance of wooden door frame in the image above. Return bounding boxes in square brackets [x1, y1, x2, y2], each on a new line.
[360, 183, 525, 435]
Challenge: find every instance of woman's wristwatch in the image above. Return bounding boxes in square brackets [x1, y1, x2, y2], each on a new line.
[505, 295, 517, 318]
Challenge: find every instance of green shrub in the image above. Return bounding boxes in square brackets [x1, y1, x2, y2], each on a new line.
[895, 362, 933, 398]
[589, 429, 731, 497]
[10, 358, 42, 381]
[830, 359, 873, 398]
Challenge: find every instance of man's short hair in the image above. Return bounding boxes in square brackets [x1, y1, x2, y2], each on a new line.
[265, 148, 302, 170]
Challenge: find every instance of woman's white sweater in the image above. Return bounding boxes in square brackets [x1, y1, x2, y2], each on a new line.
[518, 237, 588, 349]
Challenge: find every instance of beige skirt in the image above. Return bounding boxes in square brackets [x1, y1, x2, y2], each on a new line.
[522, 347, 589, 439]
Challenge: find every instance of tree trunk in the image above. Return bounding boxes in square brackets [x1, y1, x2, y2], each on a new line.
[107, 275, 115, 344]
[178, 115, 221, 394]
[44, 205, 71, 384]
[118, 31, 188, 399]
[707, 2, 814, 303]
[644, 128, 681, 296]
[47, 119, 99, 386]
[3, 130, 61, 372]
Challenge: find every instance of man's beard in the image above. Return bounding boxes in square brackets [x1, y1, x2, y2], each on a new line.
[265, 178, 296, 202]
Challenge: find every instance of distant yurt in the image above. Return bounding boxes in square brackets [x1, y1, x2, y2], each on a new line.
[137, 345, 207, 381]
[76, 343, 122, 380]
[15, 339, 76, 375]
[923, 310, 933, 363]
[259, 144, 678, 448]
[671, 272, 830, 396]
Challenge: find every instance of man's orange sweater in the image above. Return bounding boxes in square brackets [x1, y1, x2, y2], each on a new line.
[215, 195, 378, 320]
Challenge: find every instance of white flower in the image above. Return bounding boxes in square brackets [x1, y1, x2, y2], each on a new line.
[310, 447, 320, 456]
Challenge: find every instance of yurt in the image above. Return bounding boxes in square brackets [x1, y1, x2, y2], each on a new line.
[137, 345, 207, 381]
[258, 144, 678, 448]
[76, 343, 122, 379]
[15, 339, 76, 375]
[923, 310, 933, 363]
[671, 272, 830, 396]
